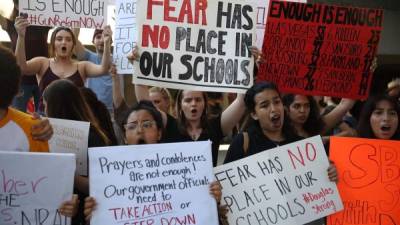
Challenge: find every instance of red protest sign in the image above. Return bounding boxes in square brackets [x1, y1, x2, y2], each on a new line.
[257, 0, 383, 99]
[328, 137, 400, 225]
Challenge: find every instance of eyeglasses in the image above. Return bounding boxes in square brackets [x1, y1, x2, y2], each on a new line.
[124, 120, 156, 131]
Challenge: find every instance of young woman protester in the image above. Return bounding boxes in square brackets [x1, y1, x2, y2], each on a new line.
[43, 79, 112, 224]
[282, 94, 355, 140]
[14, 16, 112, 112]
[357, 94, 400, 140]
[224, 82, 338, 225]
[83, 101, 226, 224]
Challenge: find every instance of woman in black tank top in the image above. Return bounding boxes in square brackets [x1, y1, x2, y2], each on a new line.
[14, 16, 112, 101]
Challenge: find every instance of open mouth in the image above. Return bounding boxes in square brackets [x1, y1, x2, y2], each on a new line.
[191, 109, 197, 114]
[271, 114, 281, 124]
[381, 125, 391, 132]
[137, 139, 146, 145]
[61, 47, 67, 52]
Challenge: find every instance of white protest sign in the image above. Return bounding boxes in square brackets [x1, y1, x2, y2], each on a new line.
[89, 141, 219, 225]
[133, 0, 257, 93]
[113, 0, 137, 74]
[214, 136, 343, 225]
[19, 0, 108, 28]
[49, 118, 90, 176]
[0, 151, 75, 225]
[252, 0, 307, 49]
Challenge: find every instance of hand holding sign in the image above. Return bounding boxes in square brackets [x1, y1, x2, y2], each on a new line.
[14, 16, 29, 37]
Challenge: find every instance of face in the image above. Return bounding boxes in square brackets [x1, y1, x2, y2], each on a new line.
[180, 91, 205, 122]
[288, 95, 310, 125]
[150, 91, 169, 113]
[93, 33, 104, 53]
[370, 100, 399, 140]
[251, 89, 284, 134]
[124, 110, 161, 145]
[53, 30, 74, 58]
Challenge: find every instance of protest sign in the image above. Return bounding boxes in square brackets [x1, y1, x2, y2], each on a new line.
[113, 0, 137, 73]
[214, 136, 343, 225]
[89, 141, 219, 225]
[257, 1, 383, 99]
[0, 151, 75, 225]
[48, 118, 90, 176]
[328, 137, 400, 225]
[19, 0, 108, 28]
[133, 0, 257, 93]
[252, 0, 307, 49]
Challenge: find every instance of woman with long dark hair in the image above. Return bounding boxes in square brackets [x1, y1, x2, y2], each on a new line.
[283, 94, 354, 138]
[357, 94, 400, 140]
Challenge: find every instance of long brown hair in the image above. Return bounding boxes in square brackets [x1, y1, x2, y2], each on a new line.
[175, 90, 209, 136]
[49, 27, 76, 58]
[43, 80, 111, 145]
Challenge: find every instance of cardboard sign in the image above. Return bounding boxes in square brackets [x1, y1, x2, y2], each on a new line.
[48, 118, 90, 176]
[328, 137, 400, 225]
[19, 0, 108, 28]
[113, 0, 137, 74]
[252, 0, 307, 49]
[0, 151, 75, 225]
[133, 0, 257, 93]
[89, 141, 219, 225]
[214, 136, 343, 225]
[257, 1, 383, 99]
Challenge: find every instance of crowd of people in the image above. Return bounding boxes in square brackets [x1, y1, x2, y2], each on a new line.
[1, 1, 399, 225]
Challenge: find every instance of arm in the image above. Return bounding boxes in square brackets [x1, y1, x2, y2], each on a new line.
[72, 28, 87, 60]
[321, 98, 355, 134]
[221, 94, 245, 136]
[110, 64, 125, 108]
[14, 16, 44, 75]
[83, 26, 112, 78]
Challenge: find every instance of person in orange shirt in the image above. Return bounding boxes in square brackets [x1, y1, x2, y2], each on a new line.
[0, 45, 78, 217]
[0, 45, 53, 151]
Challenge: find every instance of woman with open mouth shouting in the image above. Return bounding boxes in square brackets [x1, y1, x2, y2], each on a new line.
[357, 94, 400, 140]
[224, 82, 339, 225]
[14, 16, 112, 113]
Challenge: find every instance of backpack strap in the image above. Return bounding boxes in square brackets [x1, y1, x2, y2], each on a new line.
[242, 132, 249, 156]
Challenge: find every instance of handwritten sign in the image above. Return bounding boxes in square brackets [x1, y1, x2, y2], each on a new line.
[89, 141, 219, 225]
[19, 0, 108, 28]
[328, 137, 400, 225]
[257, 1, 383, 99]
[251, 0, 307, 49]
[214, 136, 343, 225]
[0, 151, 75, 225]
[133, 0, 257, 93]
[113, 0, 137, 73]
[48, 118, 90, 176]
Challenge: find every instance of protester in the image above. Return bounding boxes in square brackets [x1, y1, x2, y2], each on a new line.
[14, 16, 112, 112]
[0, 0, 49, 112]
[42, 79, 111, 225]
[224, 82, 338, 225]
[282, 94, 355, 139]
[83, 101, 225, 224]
[80, 87, 118, 145]
[357, 94, 400, 140]
[149, 86, 174, 115]
[74, 28, 114, 112]
[0, 44, 78, 220]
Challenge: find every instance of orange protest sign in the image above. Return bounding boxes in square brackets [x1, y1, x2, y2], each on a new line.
[328, 137, 400, 225]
